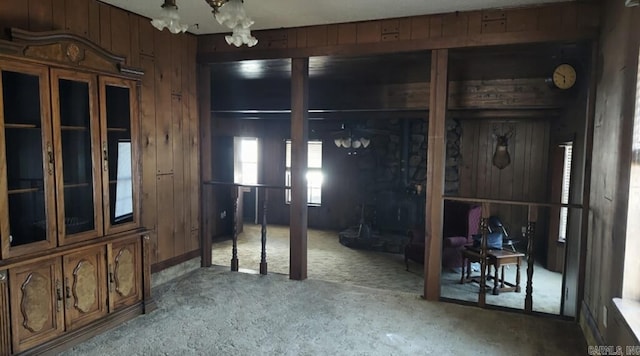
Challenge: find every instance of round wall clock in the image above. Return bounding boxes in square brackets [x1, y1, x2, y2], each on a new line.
[552, 63, 577, 90]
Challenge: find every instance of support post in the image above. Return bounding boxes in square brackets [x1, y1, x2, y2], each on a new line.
[231, 186, 239, 271]
[260, 188, 268, 275]
[289, 57, 309, 280]
[198, 64, 213, 268]
[424, 49, 449, 300]
[525, 205, 538, 312]
[0, 270, 10, 356]
[142, 234, 157, 313]
[478, 202, 491, 307]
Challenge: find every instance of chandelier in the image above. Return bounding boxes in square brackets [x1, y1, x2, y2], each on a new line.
[207, 0, 258, 47]
[151, 0, 258, 47]
[150, 0, 189, 34]
[332, 124, 371, 155]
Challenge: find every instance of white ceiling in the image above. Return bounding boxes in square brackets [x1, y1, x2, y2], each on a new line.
[100, 0, 570, 35]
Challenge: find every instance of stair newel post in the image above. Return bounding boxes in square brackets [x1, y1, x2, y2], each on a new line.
[260, 187, 268, 275]
[478, 202, 491, 307]
[231, 185, 239, 272]
[525, 204, 538, 312]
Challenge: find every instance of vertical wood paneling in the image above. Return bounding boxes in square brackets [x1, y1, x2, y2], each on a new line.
[128, 14, 140, 67]
[171, 35, 182, 95]
[88, 0, 100, 43]
[28, 0, 53, 32]
[98, 3, 111, 51]
[109, 8, 130, 58]
[459, 120, 550, 234]
[306, 26, 328, 47]
[410, 16, 429, 40]
[139, 19, 155, 57]
[51, 0, 65, 30]
[356, 22, 381, 43]
[326, 24, 338, 45]
[64, 0, 89, 36]
[156, 175, 175, 262]
[172, 94, 185, 257]
[296, 28, 307, 48]
[155, 29, 174, 175]
[337, 23, 357, 44]
[140, 55, 158, 264]
[0, 1, 29, 32]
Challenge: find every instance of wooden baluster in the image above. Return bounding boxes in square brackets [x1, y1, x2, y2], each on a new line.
[231, 186, 239, 272]
[260, 188, 268, 275]
[478, 202, 491, 307]
[525, 205, 538, 313]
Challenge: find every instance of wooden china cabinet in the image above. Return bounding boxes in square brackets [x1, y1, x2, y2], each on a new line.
[0, 29, 153, 355]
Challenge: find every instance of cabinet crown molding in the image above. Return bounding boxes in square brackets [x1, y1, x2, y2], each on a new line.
[0, 28, 143, 77]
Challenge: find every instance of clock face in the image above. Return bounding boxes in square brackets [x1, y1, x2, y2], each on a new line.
[552, 64, 577, 89]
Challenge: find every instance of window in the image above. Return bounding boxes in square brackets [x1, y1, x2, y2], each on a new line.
[558, 142, 573, 241]
[114, 141, 133, 221]
[622, 49, 640, 300]
[234, 137, 258, 185]
[285, 140, 323, 206]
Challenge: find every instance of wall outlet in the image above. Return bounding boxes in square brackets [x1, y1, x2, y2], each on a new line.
[603, 305, 608, 328]
[220, 210, 227, 219]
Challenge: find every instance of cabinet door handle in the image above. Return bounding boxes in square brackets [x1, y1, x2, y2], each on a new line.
[102, 141, 109, 172]
[108, 265, 114, 292]
[55, 280, 63, 312]
[47, 142, 54, 175]
[65, 277, 71, 309]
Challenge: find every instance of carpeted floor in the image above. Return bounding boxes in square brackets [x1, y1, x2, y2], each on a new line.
[212, 224, 563, 314]
[63, 267, 586, 355]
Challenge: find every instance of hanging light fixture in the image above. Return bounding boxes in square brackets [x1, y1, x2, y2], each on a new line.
[151, 0, 189, 34]
[206, 0, 258, 47]
[333, 124, 371, 152]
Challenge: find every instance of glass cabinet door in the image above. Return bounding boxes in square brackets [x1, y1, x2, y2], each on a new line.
[99, 77, 139, 234]
[0, 61, 57, 258]
[51, 69, 103, 245]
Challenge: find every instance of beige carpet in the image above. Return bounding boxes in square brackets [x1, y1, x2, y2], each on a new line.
[64, 268, 586, 355]
[213, 224, 563, 314]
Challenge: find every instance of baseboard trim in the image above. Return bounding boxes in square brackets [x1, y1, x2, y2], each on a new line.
[22, 304, 144, 356]
[580, 300, 605, 345]
[152, 250, 200, 273]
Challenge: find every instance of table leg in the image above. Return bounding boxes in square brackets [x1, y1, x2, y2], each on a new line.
[466, 257, 471, 280]
[460, 256, 466, 284]
[500, 266, 506, 288]
[516, 257, 522, 293]
[493, 264, 499, 295]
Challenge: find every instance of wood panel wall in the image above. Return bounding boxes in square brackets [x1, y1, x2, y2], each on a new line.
[0, 0, 200, 271]
[458, 119, 550, 258]
[198, 2, 599, 62]
[581, 0, 640, 346]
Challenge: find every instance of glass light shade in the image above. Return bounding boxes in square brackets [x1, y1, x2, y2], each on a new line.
[225, 26, 258, 47]
[342, 137, 352, 148]
[334, 138, 343, 147]
[215, 0, 254, 29]
[151, 6, 189, 34]
[352, 140, 362, 149]
[360, 137, 371, 148]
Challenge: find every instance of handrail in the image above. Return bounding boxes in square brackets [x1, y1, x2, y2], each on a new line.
[203, 180, 288, 190]
[205, 182, 272, 275]
[443, 195, 583, 209]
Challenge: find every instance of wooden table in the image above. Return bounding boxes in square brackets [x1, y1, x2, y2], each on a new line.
[460, 247, 525, 295]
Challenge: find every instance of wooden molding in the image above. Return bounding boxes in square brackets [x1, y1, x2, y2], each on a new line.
[0, 28, 144, 77]
[197, 2, 600, 62]
[0, 270, 10, 356]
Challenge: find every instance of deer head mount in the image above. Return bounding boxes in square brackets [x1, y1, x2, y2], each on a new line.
[492, 126, 514, 170]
